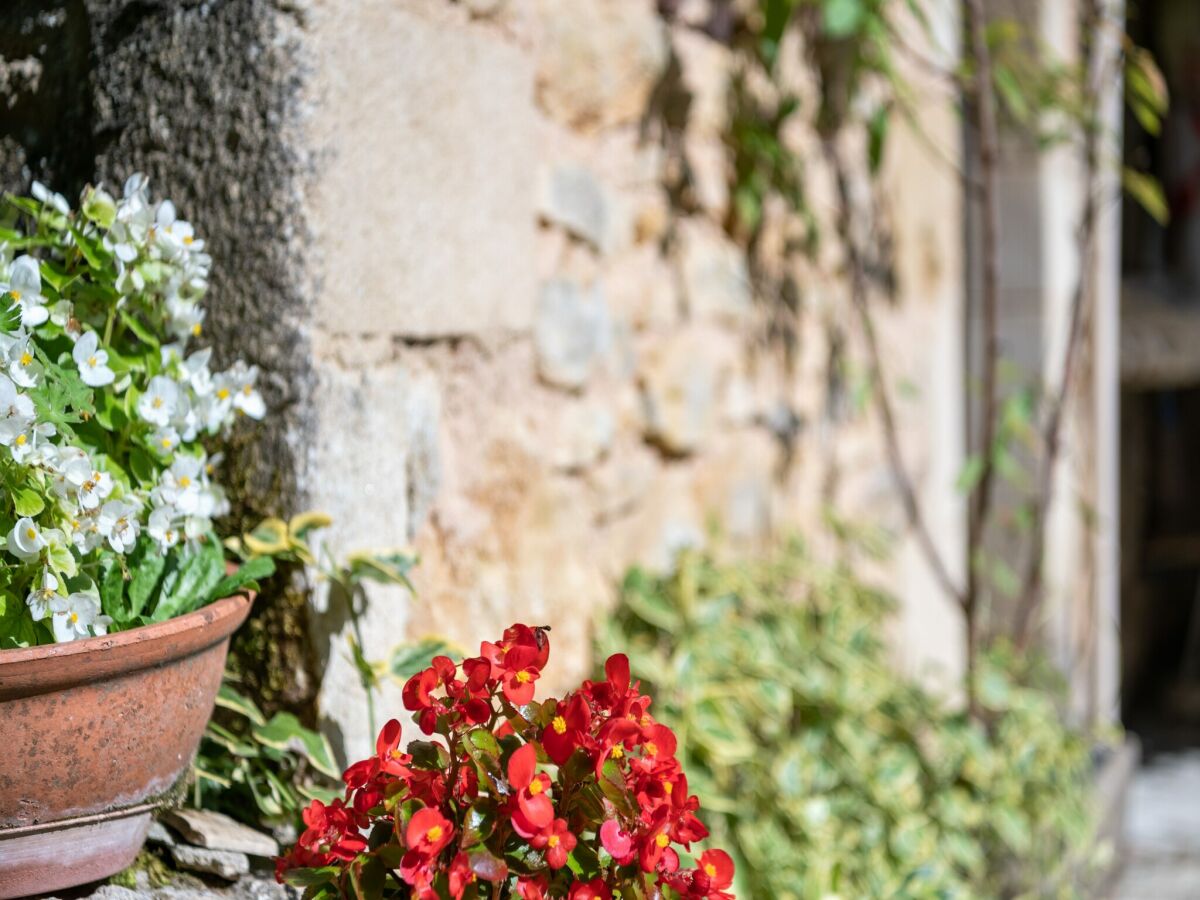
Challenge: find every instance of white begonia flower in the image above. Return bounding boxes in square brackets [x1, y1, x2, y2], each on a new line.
[78, 468, 113, 511]
[25, 570, 58, 621]
[69, 511, 104, 555]
[50, 592, 109, 643]
[49, 299, 75, 329]
[217, 361, 265, 420]
[137, 375, 179, 427]
[98, 499, 140, 553]
[148, 506, 180, 550]
[151, 426, 181, 456]
[183, 348, 214, 395]
[0, 373, 36, 448]
[2, 256, 49, 327]
[31, 181, 71, 215]
[166, 296, 204, 342]
[49, 448, 92, 499]
[5, 331, 43, 388]
[9, 421, 56, 463]
[155, 455, 204, 514]
[73, 331, 115, 387]
[153, 201, 201, 262]
[7, 517, 46, 561]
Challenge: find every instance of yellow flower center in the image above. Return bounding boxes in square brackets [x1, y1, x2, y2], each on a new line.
[26, 527, 36, 540]
[14, 434, 26, 446]
[547, 835, 559, 848]
[87, 355, 97, 367]
[152, 397, 163, 408]
[161, 437, 172, 448]
[610, 746, 623, 759]
[426, 825, 443, 842]
[645, 741, 658, 757]
[655, 833, 669, 848]
[191, 323, 202, 336]
[183, 235, 194, 246]
[663, 781, 673, 794]
[10, 290, 20, 301]
[552, 715, 567, 735]
[178, 476, 191, 488]
[69, 612, 78, 624]
[515, 670, 531, 684]
[19, 352, 31, 366]
[528, 779, 544, 795]
[704, 863, 717, 878]
[217, 387, 230, 400]
[390, 749, 403, 759]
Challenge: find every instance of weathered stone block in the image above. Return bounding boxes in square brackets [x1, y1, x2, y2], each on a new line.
[306, 358, 441, 758]
[638, 326, 734, 454]
[538, 162, 615, 253]
[676, 218, 751, 324]
[535, 279, 613, 389]
[535, 0, 668, 131]
[306, 3, 538, 338]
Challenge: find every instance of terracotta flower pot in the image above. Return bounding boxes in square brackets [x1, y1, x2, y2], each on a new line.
[0, 591, 254, 899]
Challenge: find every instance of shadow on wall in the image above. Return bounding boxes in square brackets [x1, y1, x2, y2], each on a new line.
[0, 0, 94, 196]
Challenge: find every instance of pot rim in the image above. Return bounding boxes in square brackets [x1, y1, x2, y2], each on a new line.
[0, 590, 254, 699]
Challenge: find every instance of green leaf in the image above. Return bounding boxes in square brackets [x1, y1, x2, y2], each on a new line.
[0, 592, 37, 648]
[13, 488, 44, 517]
[1122, 167, 1169, 226]
[408, 741, 447, 771]
[127, 538, 167, 619]
[151, 534, 225, 622]
[215, 683, 267, 727]
[822, 0, 864, 37]
[209, 556, 275, 603]
[252, 712, 340, 779]
[99, 554, 129, 624]
[390, 637, 459, 680]
[118, 310, 161, 349]
[956, 455, 985, 493]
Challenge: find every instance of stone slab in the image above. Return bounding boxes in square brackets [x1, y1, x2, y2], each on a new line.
[159, 809, 279, 858]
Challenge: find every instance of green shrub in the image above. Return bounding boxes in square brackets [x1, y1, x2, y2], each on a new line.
[596, 543, 1103, 899]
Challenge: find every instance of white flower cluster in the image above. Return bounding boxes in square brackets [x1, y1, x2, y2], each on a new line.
[0, 176, 266, 643]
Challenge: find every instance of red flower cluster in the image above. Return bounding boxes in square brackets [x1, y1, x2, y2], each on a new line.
[276, 624, 735, 899]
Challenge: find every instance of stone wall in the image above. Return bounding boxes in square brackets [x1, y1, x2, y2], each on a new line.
[0, 0, 966, 760]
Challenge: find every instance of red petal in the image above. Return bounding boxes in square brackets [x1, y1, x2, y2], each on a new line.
[605, 654, 630, 693]
[599, 819, 632, 858]
[517, 791, 554, 829]
[376, 718, 402, 758]
[507, 741, 537, 790]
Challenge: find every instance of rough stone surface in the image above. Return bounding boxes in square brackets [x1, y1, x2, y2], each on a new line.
[676, 218, 752, 324]
[307, 357, 439, 759]
[638, 327, 733, 455]
[535, 0, 669, 131]
[306, 0, 538, 339]
[605, 244, 680, 332]
[538, 163, 614, 253]
[535, 279, 613, 389]
[58, 873, 293, 899]
[1112, 751, 1200, 899]
[168, 845, 251, 882]
[159, 809, 279, 857]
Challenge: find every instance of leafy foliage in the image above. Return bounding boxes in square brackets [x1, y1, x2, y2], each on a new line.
[194, 681, 341, 828]
[596, 545, 1106, 899]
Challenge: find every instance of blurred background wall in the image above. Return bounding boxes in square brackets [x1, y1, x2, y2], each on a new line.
[0, 0, 1130, 763]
